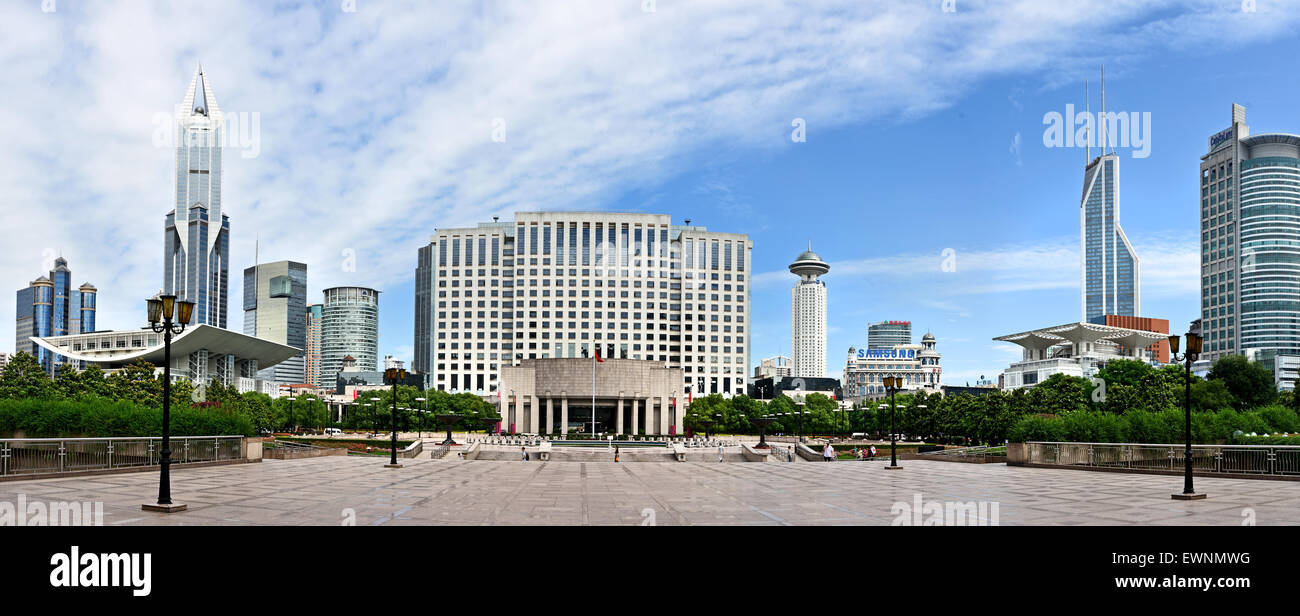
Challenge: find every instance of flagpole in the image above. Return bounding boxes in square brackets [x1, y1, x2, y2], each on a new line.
[591, 349, 596, 437]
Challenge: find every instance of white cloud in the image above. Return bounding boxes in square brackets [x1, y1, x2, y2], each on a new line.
[0, 0, 1284, 351]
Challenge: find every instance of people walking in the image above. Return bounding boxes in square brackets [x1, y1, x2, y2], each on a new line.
[718, 444, 724, 463]
[869, 445, 878, 459]
[614, 445, 620, 463]
[823, 443, 835, 462]
[788, 445, 794, 462]
[521, 446, 529, 461]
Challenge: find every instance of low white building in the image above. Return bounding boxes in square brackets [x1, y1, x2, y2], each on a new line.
[30, 324, 300, 395]
[993, 321, 1167, 390]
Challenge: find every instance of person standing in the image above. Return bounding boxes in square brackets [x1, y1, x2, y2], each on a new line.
[823, 443, 834, 462]
[614, 445, 620, 463]
[521, 446, 529, 461]
[718, 444, 724, 463]
[788, 445, 794, 462]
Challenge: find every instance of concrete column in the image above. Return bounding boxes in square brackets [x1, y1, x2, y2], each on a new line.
[529, 395, 540, 435]
[561, 397, 569, 435]
[659, 396, 669, 436]
[545, 397, 554, 435]
[631, 399, 640, 436]
[616, 396, 624, 435]
[511, 395, 521, 433]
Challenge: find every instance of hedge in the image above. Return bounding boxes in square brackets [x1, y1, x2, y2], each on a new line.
[0, 397, 254, 438]
[1008, 406, 1300, 444]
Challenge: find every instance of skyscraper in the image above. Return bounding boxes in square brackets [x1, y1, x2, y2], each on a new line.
[867, 320, 912, 349]
[164, 65, 230, 328]
[1200, 104, 1300, 369]
[1080, 71, 1140, 322]
[789, 244, 828, 379]
[14, 257, 96, 374]
[305, 303, 322, 387]
[242, 260, 307, 384]
[320, 286, 380, 387]
[414, 212, 752, 396]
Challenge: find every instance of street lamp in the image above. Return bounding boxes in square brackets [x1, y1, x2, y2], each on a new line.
[142, 293, 195, 514]
[369, 397, 381, 435]
[1169, 331, 1206, 500]
[883, 377, 903, 469]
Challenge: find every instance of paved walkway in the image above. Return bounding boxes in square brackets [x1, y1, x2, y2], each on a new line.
[3, 458, 1298, 525]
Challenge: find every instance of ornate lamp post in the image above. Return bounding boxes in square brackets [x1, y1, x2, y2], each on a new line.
[1169, 330, 1206, 500]
[383, 369, 405, 468]
[142, 293, 195, 514]
[369, 396, 381, 438]
[753, 415, 776, 449]
[883, 376, 903, 470]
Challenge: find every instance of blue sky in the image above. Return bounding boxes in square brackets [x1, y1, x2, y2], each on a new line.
[3, 1, 1299, 385]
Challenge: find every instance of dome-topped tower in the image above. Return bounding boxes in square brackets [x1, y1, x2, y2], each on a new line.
[790, 242, 829, 379]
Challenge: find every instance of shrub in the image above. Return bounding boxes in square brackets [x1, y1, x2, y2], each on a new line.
[0, 397, 253, 438]
[1257, 405, 1300, 434]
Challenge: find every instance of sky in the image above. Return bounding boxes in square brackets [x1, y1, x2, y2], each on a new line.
[3, 0, 1300, 386]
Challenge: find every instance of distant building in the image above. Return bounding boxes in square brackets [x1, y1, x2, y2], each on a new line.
[842, 332, 942, 402]
[414, 212, 752, 396]
[305, 303, 323, 387]
[15, 257, 96, 374]
[748, 375, 841, 401]
[867, 321, 911, 349]
[0, 352, 9, 372]
[384, 355, 405, 371]
[243, 260, 307, 385]
[994, 321, 1167, 389]
[320, 286, 380, 385]
[164, 65, 230, 329]
[941, 384, 999, 398]
[753, 355, 792, 380]
[1088, 314, 1169, 363]
[1199, 103, 1300, 378]
[30, 324, 298, 394]
[789, 245, 828, 378]
[498, 358, 684, 435]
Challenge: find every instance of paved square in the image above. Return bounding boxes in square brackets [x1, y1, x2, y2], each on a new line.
[3, 458, 1297, 525]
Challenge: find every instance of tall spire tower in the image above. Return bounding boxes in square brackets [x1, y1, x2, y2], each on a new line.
[164, 64, 230, 328]
[1080, 66, 1140, 322]
[789, 243, 829, 378]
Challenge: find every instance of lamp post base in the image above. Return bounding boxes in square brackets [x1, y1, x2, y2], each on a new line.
[1171, 492, 1207, 501]
[142, 502, 188, 513]
[884, 465, 904, 470]
[384, 463, 404, 469]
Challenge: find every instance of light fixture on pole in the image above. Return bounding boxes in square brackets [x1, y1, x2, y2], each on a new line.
[882, 376, 903, 470]
[1169, 331, 1206, 500]
[142, 293, 196, 514]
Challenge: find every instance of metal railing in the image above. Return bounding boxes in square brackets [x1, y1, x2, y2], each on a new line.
[920, 445, 1008, 459]
[0, 436, 244, 477]
[1024, 442, 1300, 477]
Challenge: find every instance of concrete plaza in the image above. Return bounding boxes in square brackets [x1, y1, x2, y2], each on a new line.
[4, 457, 1299, 525]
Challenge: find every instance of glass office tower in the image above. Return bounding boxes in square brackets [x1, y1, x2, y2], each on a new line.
[164, 65, 230, 328]
[1081, 152, 1141, 322]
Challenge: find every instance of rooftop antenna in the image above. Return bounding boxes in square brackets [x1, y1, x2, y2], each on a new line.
[1085, 78, 1090, 164]
[684, 218, 691, 226]
[493, 216, 499, 223]
[1100, 64, 1107, 157]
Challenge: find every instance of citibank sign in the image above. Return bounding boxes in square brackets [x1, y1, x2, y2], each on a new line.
[858, 349, 915, 360]
[1210, 127, 1234, 152]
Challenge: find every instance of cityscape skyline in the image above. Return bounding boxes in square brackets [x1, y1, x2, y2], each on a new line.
[4, 3, 1300, 388]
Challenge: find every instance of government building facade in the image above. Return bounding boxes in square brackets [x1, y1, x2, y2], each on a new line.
[415, 212, 752, 399]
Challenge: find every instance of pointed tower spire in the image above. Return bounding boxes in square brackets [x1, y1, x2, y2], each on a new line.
[192, 64, 208, 116]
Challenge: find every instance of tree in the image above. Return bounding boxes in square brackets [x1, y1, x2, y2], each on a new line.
[105, 360, 162, 407]
[1096, 359, 1155, 389]
[1208, 355, 1276, 409]
[0, 352, 54, 400]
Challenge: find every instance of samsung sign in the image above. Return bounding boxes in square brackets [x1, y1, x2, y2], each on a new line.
[1210, 127, 1235, 152]
[857, 349, 915, 360]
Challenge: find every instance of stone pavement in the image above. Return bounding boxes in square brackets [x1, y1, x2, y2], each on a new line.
[3, 457, 1298, 525]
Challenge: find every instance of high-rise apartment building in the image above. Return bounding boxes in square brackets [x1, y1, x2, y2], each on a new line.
[164, 65, 230, 328]
[789, 246, 828, 378]
[305, 303, 322, 387]
[867, 320, 911, 350]
[414, 212, 752, 396]
[15, 257, 96, 374]
[320, 286, 380, 386]
[242, 260, 307, 384]
[1200, 104, 1300, 370]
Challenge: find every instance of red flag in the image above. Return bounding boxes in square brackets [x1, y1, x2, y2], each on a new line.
[595, 345, 604, 363]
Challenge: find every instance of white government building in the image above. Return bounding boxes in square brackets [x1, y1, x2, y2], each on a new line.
[415, 212, 753, 398]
